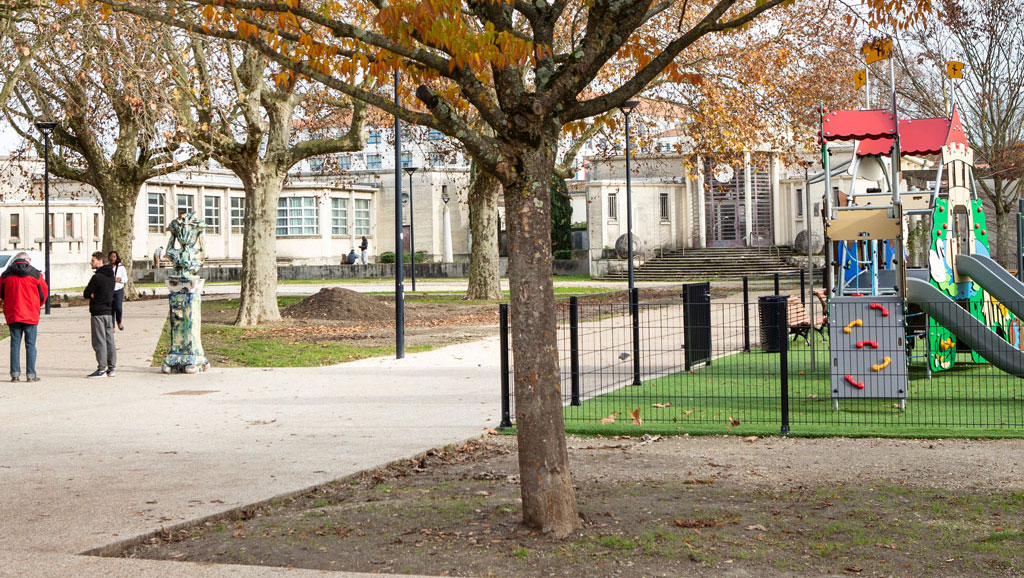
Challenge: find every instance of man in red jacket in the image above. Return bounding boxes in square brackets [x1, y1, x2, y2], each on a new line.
[1, 252, 48, 382]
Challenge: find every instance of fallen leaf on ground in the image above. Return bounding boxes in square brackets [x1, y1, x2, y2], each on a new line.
[600, 414, 616, 425]
[630, 407, 643, 426]
[482, 428, 498, 435]
[743, 436, 759, 443]
[651, 402, 672, 408]
[674, 518, 721, 528]
[729, 416, 741, 427]
[683, 410, 693, 415]
[745, 524, 767, 531]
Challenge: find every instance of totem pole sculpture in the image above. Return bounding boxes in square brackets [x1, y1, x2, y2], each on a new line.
[161, 211, 210, 374]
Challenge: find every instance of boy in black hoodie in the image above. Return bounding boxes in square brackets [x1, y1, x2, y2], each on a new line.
[83, 251, 116, 378]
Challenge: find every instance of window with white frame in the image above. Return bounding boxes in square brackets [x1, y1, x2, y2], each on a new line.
[204, 196, 221, 234]
[366, 154, 382, 169]
[367, 130, 381, 145]
[331, 198, 349, 235]
[428, 129, 444, 141]
[796, 188, 804, 217]
[400, 151, 412, 167]
[659, 192, 670, 221]
[65, 213, 75, 237]
[428, 152, 444, 167]
[309, 157, 325, 172]
[148, 193, 165, 232]
[230, 197, 245, 234]
[10, 213, 19, 239]
[337, 154, 352, 170]
[177, 194, 194, 217]
[354, 198, 371, 235]
[276, 197, 318, 236]
[608, 193, 617, 220]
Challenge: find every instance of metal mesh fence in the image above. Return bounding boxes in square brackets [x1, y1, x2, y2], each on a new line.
[499, 274, 1024, 435]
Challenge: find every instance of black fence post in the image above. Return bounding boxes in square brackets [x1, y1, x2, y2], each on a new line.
[800, 269, 806, 304]
[775, 296, 790, 435]
[742, 276, 751, 352]
[630, 287, 642, 386]
[773, 272, 780, 295]
[499, 304, 513, 429]
[569, 297, 581, 406]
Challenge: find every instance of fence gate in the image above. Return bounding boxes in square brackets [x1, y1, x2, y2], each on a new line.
[683, 282, 712, 370]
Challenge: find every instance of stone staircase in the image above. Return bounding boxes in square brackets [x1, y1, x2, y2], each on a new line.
[603, 246, 802, 281]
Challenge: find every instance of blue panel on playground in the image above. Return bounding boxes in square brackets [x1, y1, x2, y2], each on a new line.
[829, 295, 908, 400]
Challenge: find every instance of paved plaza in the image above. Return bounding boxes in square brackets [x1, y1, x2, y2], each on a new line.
[0, 289, 503, 577]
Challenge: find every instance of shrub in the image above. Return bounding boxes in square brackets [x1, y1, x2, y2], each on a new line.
[554, 249, 572, 260]
[379, 251, 396, 264]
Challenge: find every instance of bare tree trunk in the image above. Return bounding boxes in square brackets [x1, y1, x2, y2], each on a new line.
[465, 167, 502, 300]
[504, 146, 581, 539]
[101, 185, 139, 300]
[994, 206, 1011, 268]
[236, 170, 284, 326]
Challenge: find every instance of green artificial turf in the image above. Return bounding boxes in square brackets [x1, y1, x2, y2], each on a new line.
[562, 342, 1024, 438]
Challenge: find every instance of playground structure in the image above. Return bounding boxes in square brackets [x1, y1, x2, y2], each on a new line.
[820, 100, 1024, 409]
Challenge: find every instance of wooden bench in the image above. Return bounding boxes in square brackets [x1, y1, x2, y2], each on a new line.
[788, 293, 828, 345]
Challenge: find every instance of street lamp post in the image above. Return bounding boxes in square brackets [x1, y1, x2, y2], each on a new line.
[393, 71, 405, 358]
[403, 166, 419, 291]
[35, 121, 58, 315]
[441, 185, 453, 263]
[619, 100, 641, 385]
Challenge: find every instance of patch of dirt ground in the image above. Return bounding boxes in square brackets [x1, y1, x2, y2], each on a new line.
[119, 435, 1024, 577]
[206, 291, 499, 350]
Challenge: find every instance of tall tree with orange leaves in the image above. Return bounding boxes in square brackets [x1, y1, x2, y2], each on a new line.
[95, 0, 933, 537]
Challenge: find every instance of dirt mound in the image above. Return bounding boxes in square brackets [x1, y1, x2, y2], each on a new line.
[282, 288, 393, 324]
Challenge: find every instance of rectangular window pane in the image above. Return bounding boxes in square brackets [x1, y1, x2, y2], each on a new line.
[332, 198, 349, 235]
[428, 129, 443, 141]
[148, 193, 165, 233]
[10, 214, 19, 238]
[368, 130, 381, 145]
[204, 196, 221, 234]
[796, 188, 804, 217]
[355, 198, 371, 235]
[230, 197, 245, 234]
[93, 214, 99, 236]
[608, 193, 617, 220]
[177, 194, 194, 216]
[65, 213, 74, 237]
[276, 197, 319, 237]
[367, 154, 382, 169]
[338, 155, 352, 170]
[659, 193, 669, 221]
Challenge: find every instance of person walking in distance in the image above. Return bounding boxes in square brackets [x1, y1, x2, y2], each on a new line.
[108, 250, 127, 331]
[359, 236, 369, 265]
[84, 251, 116, 378]
[0, 252, 48, 382]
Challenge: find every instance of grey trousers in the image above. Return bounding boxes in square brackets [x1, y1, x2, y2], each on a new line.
[90, 315, 117, 371]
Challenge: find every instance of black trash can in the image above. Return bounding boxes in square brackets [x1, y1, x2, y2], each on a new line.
[758, 295, 789, 353]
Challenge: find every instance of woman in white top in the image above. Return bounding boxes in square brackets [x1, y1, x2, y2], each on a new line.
[108, 251, 128, 331]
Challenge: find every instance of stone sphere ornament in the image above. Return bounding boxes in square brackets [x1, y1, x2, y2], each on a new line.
[614, 233, 644, 259]
[794, 229, 824, 254]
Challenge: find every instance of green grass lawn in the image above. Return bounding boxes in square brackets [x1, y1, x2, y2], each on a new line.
[563, 342, 1024, 438]
[152, 296, 432, 368]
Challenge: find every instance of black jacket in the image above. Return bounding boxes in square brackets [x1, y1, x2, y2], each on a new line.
[84, 264, 115, 316]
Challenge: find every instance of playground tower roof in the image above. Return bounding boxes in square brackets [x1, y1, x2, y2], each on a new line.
[821, 106, 969, 157]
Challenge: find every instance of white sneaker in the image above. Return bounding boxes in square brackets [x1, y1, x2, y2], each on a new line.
[106, 370, 116, 378]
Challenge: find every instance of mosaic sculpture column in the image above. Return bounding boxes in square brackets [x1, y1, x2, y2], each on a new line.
[161, 211, 210, 374]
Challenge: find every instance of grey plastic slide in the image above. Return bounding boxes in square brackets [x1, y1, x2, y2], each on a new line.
[906, 277, 1024, 377]
[956, 254, 1024, 320]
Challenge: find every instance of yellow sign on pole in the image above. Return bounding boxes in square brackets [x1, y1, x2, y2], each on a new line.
[946, 61, 964, 79]
[861, 38, 893, 64]
[854, 70, 867, 91]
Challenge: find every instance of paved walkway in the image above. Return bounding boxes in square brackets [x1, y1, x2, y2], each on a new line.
[0, 297, 501, 577]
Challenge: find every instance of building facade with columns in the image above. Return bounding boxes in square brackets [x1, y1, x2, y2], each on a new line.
[583, 148, 933, 274]
[0, 156, 472, 288]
